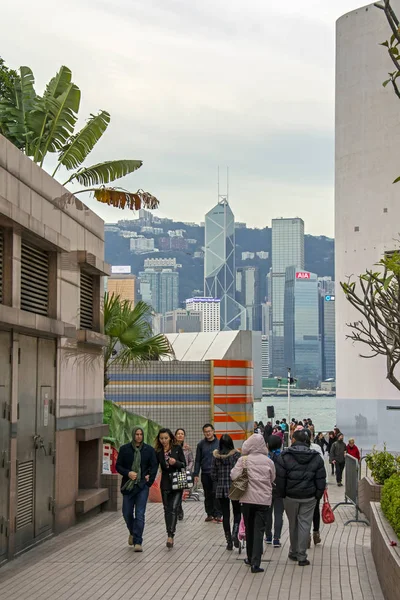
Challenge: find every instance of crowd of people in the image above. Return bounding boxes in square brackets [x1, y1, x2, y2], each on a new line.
[116, 418, 360, 573]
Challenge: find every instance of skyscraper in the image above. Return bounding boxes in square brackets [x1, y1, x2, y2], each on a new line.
[204, 199, 246, 330]
[236, 266, 261, 330]
[139, 268, 179, 314]
[185, 297, 220, 332]
[284, 268, 321, 388]
[271, 217, 304, 376]
[319, 279, 336, 381]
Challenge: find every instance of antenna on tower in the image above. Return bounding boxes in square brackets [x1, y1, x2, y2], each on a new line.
[217, 166, 229, 205]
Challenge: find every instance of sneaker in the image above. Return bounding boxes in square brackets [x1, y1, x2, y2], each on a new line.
[251, 566, 264, 573]
[134, 544, 143, 552]
[298, 559, 310, 566]
[288, 553, 298, 561]
[273, 538, 281, 548]
[205, 516, 213, 522]
[265, 535, 273, 544]
[313, 531, 321, 545]
[244, 558, 251, 566]
[337, 482, 343, 487]
[128, 534, 134, 546]
[213, 517, 223, 523]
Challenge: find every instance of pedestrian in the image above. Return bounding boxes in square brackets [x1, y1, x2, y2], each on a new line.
[327, 431, 337, 475]
[330, 433, 347, 486]
[289, 419, 297, 437]
[265, 434, 284, 548]
[308, 420, 315, 437]
[231, 434, 275, 574]
[275, 429, 326, 566]
[211, 434, 241, 550]
[307, 431, 325, 546]
[116, 426, 158, 552]
[155, 428, 186, 548]
[346, 438, 361, 461]
[258, 421, 265, 434]
[175, 428, 194, 521]
[273, 426, 284, 444]
[280, 418, 288, 432]
[254, 421, 261, 433]
[314, 432, 328, 454]
[264, 422, 273, 438]
[194, 423, 222, 522]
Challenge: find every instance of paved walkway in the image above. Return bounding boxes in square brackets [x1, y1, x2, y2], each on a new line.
[0, 472, 384, 600]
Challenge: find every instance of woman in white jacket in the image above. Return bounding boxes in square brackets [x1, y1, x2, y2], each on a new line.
[231, 433, 275, 573]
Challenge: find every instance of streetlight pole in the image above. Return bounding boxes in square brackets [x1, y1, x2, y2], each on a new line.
[287, 367, 291, 447]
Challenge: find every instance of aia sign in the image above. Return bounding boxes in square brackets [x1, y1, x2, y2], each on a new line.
[296, 271, 311, 279]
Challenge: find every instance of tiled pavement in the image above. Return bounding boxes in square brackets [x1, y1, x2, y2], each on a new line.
[0, 471, 384, 600]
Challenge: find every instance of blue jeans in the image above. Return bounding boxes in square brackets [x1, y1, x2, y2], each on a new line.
[122, 485, 149, 545]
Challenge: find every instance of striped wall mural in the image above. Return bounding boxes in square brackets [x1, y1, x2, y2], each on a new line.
[211, 360, 254, 446]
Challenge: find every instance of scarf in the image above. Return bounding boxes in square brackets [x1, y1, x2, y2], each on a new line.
[121, 427, 143, 493]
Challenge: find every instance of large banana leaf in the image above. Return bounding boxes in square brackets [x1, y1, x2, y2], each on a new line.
[63, 158, 142, 186]
[28, 66, 80, 164]
[55, 110, 110, 174]
[0, 66, 36, 151]
[90, 186, 159, 210]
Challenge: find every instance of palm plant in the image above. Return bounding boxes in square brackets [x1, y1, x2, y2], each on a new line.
[0, 65, 158, 210]
[104, 292, 174, 388]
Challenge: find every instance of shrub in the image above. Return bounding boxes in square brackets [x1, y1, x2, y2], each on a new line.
[381, 474, 400, 538]
[365, 444, 400, 485]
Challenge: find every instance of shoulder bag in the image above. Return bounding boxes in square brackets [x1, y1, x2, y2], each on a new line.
[171, 468, 194, 490]
[229, 456, 248, 501]
[322, 488, 335, 524]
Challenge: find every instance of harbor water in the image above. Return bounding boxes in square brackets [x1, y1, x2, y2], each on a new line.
[254, 396, 336, 433]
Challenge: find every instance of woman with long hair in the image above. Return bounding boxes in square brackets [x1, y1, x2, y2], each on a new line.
[155, 428, 186, 548]
[175, 428, 194, 521]
[211, 434, 241, 550]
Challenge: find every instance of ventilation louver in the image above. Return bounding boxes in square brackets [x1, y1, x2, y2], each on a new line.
[16, 461, 34, 530]
[21, 241, 49, 315]
[80, 271, 94, 330]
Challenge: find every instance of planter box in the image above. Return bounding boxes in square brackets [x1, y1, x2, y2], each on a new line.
[371, 502, 400, 600]
[101, 473, 123, 512]
[359, 476, 383, 521]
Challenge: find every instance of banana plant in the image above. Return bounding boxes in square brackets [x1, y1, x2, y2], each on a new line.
[0, 65, 159, 211]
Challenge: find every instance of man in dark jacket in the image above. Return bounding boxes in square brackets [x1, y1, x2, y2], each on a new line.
[276, 429, 326, 566]
[330, 433, 347, 486]
[194, 423, 221, 522]
[116, 427, 158, 552]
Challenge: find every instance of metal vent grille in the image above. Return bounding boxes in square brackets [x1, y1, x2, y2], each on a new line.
[0, 229, 3, 304]
[80, 271, 94, 330]
[17, 461, 34, 530]
[21, 241, 49, 315]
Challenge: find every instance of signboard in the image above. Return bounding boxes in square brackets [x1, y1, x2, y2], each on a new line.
[296, 272, 311, 279]
[325, 295, 335, 302]
[186, 297, 220, 303]
[111, 265, 131, 274]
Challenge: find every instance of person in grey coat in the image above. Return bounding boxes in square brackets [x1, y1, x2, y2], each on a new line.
[330, 433, 347, 486]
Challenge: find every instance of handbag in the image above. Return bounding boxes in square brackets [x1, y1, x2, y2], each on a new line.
[229, 457, 248, 501]
[171, 468, 194, 490]
[322, 489, 335, 524]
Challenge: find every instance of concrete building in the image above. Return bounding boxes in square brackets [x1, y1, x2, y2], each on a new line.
[186, 297, 220, 332]
[236, 266, 261, 331]
[163, 309, 202, 333]
[106, 266, 136, 305]
[270, 218, 304, 376]
[144, 257, 178, 269]
[319, 279, 336, 382]
[130, 237, 155, 253]
[242, 252, 255, 260]
[204, 199, 246, 330]
[261, 302, 271, 336]
[284, 268, 321, 388]
[336, 2, 400, 449]
[139, 268, 179, 314]
[0, 135, 109, 561]
[261, 335, 270, 378]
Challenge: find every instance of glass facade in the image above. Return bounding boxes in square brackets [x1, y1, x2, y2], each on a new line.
[271, 218, 304, 376]
[284, 267, 321, 388]
[139, 269, 179, 314]
[236, 266, 261, 330]
[204, 200, 246, 330]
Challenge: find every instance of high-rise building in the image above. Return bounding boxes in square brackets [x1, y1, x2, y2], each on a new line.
[106, 267, 137, 305]
[130, 237, 155, 253]
[271, 218, 304, 376]
[163, 309, 202, 333]
[186, 297, 220, 332]
[319, 282, 336, 381]
[284, 268, 321, 388]
[204, 199, 246, 330]
[139, 268, 179, 314]
[261, 335, 270, 378]
[261, 302, 271, 336]
[236, 266, 261, 330]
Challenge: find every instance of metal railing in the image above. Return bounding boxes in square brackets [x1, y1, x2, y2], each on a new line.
[332, 454, 369, 526]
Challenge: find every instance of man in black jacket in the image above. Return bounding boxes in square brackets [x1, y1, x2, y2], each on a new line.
[276, 429, 326, 566]
[116, 427, 158, 552]
[194, 423, 222, 522]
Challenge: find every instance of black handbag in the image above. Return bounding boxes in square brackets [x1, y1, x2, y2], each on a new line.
[171, 469, 194, 490]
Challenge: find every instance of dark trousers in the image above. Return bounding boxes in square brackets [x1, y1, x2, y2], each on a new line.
[219, 496, 241, 536]
[201, 473, 221, 518]
[265, 497, 284, 540]
[241, 503, 270, 568]
[122, 485, 149, 545]
[313, 498, 320, 532]
[161, 490, 183, 537]
[331, 462, 335, 475]
[336, 461, 345, 483]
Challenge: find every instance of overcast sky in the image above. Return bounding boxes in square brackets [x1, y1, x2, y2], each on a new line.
[2, 1, 370, 236]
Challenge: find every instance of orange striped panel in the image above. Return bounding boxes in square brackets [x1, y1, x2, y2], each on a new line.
[214, 377, 253, 386]
[215, 431, 246, 441]
[214, 395, 254, 403]
[212, 360, 253, 368]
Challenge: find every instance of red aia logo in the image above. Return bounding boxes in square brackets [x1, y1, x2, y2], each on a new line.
[296, 272, 311, 279]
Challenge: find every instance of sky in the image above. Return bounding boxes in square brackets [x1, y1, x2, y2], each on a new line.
[2, 0, 368, 236]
